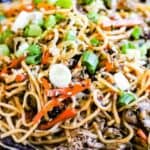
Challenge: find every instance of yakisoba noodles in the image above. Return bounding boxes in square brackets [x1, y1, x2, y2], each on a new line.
[0, 0, 150, 149]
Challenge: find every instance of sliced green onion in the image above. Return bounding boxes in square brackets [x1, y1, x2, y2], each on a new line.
[0, 29, 13, 44]
[27, 44, 41, 56]
[0, 44, 10, 56]
[24, 24, 42, 37]
[33, 0, 42, 4]
[55, 13, 65, 23]
[118, 92, 136, 106]
[82, 51, 99, 74]
[44, 15, 56, 29]
[79, 0, 94, 5]
[56, 0, 73, 8]
[0, 14, 5, 22]
[103, 0, 111, 8]
[121, 42, 136, 54]
[140, 44, 147, 57]
[90, 38, 100, 46]
[139, 42, 150, 57]
[26, 55, 41, 65]
[35, 19, 44, 27]
[87, 11, 99, 23]
[65, 30, 76, 41]
[26, 44, 41, 65]
[131, 26, 142, 40]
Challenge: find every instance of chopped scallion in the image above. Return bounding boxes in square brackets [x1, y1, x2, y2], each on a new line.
[104, 0, 111, 8]
[121, 42, 136, 54]
[0, 14, 5, 22]
[33, 0, 42, 4]
[24, 24, 42, 37]
[118, 92, 136, 106]
[79, 0, 94, 5]
[44, 15, 56, 29]
[65, 30, 76, 41]
[56, 0, 73, 8]
[82, 51, 99, 74]
[87, 11, 99, 23]
[26, 44, 42, 65]
[27, 44, 41, 56]
[0, 44, 10, 56]
[26, 55, 41, 65]
[131, 26, 142, 40]
[55, 13, 65, 23]
[90, 38, 100, 46]
[0, 29, 13, 44]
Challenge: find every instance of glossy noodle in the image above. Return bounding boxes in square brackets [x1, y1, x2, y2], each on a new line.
[0, 0, 150, 149]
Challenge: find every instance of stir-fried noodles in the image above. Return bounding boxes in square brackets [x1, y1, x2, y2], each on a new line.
[0, 0, 150, 149]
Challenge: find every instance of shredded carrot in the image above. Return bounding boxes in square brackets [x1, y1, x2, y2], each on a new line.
[5, 8, 19, 17]
[9, 56, 25, 68]
[41, 51, 50, 65]
[37, 2, 55, 10]
[0, 57, 24, 77]
[137, 129, 147, 142]
[0, 67, 8, 76]
[103, 61, 114, 72]
[32, 99, 61, 124]
[5, 3, 34, 17]
[39, 108, 77, 130]
[46, 79, 91, 97]
[33, 79, 91, 124]
[15, 74, 27, 82]
[22, 3, 35, 12]
[41, 77, 52, 90]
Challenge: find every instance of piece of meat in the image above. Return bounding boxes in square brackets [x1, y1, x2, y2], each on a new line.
[124, 110, 137, 124]
[138, 100, 150, 130]
[55, 131, 104, 150]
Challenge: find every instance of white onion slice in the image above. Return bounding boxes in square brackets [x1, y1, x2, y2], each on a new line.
[49, 64, 72, 88]
[12, 11, 31, 32]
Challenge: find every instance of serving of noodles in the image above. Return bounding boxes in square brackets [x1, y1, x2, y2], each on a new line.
[0, 0, 150, 149]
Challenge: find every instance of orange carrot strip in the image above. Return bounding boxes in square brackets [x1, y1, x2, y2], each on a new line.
[37, 2, 55, 10]
[33, 79, 91, 124]
[137, 129, 147, 142]
[15, 74, 27, 82]
[5, 8, 19, 17]
[5, 3, 34, 17]
[39, 108, 77, 130]
[32, 99, 61, 124]
[41, 51, 50, 65]
[22, 3, 35, 12]
[0, 67, 8, 76]
[41, 77, 52, 90]
[104, 61, 114, 72]
[46, 79, 91, 97]
[9, 56, 25, 68]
